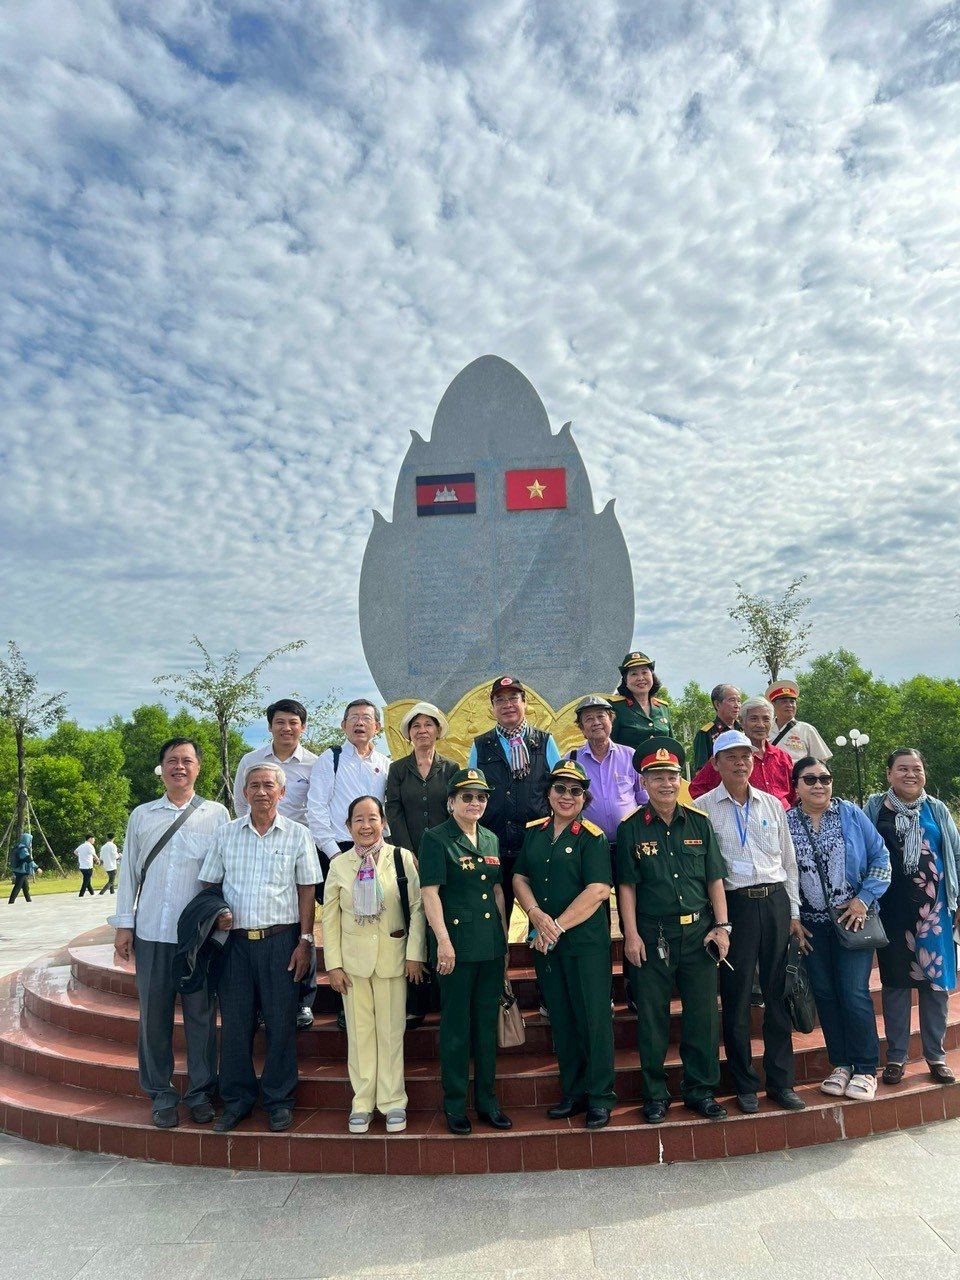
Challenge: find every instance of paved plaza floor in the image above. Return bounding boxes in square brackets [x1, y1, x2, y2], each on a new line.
[7, 897, 960, 1280]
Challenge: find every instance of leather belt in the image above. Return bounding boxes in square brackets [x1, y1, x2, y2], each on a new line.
[639, 911, 701, 925]
[237, 923, 298, 941]
[731, 884, 784, 899]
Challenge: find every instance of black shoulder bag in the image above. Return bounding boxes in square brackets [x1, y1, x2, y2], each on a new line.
[784, 935, 817, 1033]
[801, 812, 888, 952]
[393, 846, 438, 1016]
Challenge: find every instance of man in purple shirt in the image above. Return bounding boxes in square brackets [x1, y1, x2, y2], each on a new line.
[567, 696, 647, 1011]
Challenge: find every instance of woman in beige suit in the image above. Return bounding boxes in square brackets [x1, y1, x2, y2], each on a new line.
[322, 794, 426, 1134]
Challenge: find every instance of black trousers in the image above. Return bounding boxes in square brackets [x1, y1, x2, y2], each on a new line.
[78, 868, 95, 896]
[99, 869, 117, 895]
[500, 854, 518, 932]
[720, 885, 794, 1094]
[218, 926, 300, 1116]
[9, 873, 31, 903]
[310, 841, 351, 1012]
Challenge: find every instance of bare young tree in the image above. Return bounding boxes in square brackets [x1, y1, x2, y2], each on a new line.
[728, 575, 813, 684]
[0, 642, 68, 842]
[155, 636, 305, 810]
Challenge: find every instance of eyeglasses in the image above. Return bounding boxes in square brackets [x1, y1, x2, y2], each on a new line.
[800, 774, 833, 786]
[552, 783, 585, 797]
[458, 791, 488, 803]
[346, 715, 376, 725]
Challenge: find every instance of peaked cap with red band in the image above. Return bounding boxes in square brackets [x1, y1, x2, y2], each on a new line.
[765, 680, 799, 702]
[632, 735, 685, 774]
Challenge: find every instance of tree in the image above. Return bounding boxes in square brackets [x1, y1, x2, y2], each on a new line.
[154, 637, 305, 810]
[0, 642, 67, 841]
[728, 576, 813, 683]
[297, 688, 346, 756]
[110, 704, 250, 809]
[668, 680, 714, 758]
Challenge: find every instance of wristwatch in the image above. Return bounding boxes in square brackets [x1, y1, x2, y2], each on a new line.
[299, 934, 316, 946]
[713, 922, 732, 933]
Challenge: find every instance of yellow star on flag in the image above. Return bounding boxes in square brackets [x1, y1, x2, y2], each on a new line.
[526, 478, 546, 499]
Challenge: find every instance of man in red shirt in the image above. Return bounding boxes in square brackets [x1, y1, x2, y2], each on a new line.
[689, 697, 794, 808]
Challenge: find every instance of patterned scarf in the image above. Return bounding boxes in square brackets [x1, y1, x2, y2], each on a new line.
[352, 838, 385, 924]
[885, 788, 927, 875]
[497, 720, 531, 778]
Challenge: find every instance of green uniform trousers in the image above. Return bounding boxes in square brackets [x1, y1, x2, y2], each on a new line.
[629, 916, 720, 1104]
[535, 947, 617, 1109]
[437, 957, 502, 1116]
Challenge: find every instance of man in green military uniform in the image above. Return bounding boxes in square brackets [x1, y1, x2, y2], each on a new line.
[610, 651, 672, 750]
[617, 737, 731, 1123]
[692, 684, 743, 772]
[513, 760, 616, 1129]
[418, 768, 512, 1135]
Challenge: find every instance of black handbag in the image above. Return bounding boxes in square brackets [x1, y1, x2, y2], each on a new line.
[801, 813, 888, 952]
[784, 936, 817, 1034]
[394, 848, 440, 1015]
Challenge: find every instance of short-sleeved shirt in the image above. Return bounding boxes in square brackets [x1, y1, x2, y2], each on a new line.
[75, 841, 95, 870]
[616, 803, 727, 918]
[610, 696, 672, 751]
[199, 813, 319, 930]
[418, 818, 507, 963]
[514, 816, 611, 955]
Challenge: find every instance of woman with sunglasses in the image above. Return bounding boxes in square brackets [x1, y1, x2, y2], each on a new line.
[865, 749, 960, 1086]
[785, 757, 891, 1099]
[418, 768, 511, 1135]
[512, 760, 616, 1129]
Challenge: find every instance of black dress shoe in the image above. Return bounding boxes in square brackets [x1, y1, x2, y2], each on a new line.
[585, 1107, 611, 1130]
[642, 1100, 670, 1124]
[445, 1113, 472, 1135]
[213, 1110, 247, 1133]
[767, 1087, 806, 1111]
[269, 1107, 294, 1132]
[405, 1014, 425, 1030]
[547, 1097, 587, 1120]
[189, 1102, 215, 1124]
[685, 1097, 727, 1121]
[882, 1062, 906, 1085]
[477, 1109, 513, 1130]
[736, 1092, 759, 1114]
[151, 1105, 179, 1129]
[929, 1063, 957, 1084]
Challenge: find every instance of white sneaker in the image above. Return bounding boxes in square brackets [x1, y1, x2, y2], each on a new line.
[348, 1112, 371, 1134]
[385, 1109, 407, 1133]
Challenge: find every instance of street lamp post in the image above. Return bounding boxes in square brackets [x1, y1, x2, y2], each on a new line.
[835, 728, 871, 807]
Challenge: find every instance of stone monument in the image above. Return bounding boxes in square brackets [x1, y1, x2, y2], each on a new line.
[358, 355, 635, 758]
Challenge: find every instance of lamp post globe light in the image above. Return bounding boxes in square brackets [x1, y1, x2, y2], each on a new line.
[835, 730, 870, 807]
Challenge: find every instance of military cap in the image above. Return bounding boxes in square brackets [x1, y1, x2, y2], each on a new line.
[619, 650, 655, 674]
[574, 694, 614, 720]
[548, 759, 590, 786]
[765, 679, 799, 702]
[490, 675, 525, 699]
[399, 700, 449, 740]
[713, 729, 753, 756]
[633, 736, 684, 773]
[447, 767, 492, 795]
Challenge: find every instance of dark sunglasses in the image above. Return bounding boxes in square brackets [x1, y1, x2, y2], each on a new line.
[458, 790, 488, 803]
[800, 774, 833, 786]
[552, 783, 585, 797]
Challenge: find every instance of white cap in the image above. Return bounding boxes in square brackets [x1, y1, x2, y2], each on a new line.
[713, 729, 753, 756]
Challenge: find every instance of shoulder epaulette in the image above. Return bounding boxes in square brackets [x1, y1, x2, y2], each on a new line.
[580, 818, 604, 837]
[699, 721, 714, 732]
[526, 816, 551, 829]
[652, 697, 669, 706]
[681, 801, 708, 817]
[619, 805, 643, 822]
[609, 693, 626, 703]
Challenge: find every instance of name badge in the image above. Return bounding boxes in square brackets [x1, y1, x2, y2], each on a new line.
[732, 860, 754, 877]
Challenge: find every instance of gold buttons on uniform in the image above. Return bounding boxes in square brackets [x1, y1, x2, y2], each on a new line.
[453, 918, 459, 925]
[480, 874, 486, 880]
[484, 912, 491, 919]
[482, 893, 488, 900]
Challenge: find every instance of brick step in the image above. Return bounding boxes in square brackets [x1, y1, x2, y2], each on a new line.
[2, 1053, 959, 1175]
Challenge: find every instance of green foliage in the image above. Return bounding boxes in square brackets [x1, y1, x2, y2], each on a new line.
[297, 688, 347, 755]
[109, 704, 249, 809]
[668, 680, 714, 755]
[728, 576, 812, 683]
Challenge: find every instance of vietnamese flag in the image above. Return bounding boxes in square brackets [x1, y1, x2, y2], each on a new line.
[504, 468, 567, 510]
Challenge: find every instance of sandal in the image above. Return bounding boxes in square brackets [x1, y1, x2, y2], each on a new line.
[882, 1062, 906, 1085]
[844, 1073, 877, 1100]
[820, 1066, 852, 1096]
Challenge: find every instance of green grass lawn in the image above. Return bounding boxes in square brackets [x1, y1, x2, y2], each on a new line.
[0, 870, 116, 895]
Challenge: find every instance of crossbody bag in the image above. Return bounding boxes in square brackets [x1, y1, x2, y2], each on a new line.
[800, 811, 888, 951]
[135, 795, 205, 909]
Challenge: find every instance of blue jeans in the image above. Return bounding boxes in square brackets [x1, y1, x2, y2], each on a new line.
[803, 918, 879, 1074]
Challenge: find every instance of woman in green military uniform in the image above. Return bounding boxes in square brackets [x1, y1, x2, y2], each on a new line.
[610, 651, 672, 751]
[418, 768, 512, 1135]
[513, 760, 617, 1129]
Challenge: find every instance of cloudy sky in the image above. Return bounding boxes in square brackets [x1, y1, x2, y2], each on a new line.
[2, 0, 959, 732]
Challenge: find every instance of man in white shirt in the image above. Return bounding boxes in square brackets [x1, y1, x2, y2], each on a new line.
[765, 679, 833, 764]
[110, 738, 230, 1129]
[234, 698, 319, 1027]
[74, 835, 99, 897]
[306, 698, 389, 873]
[201, 763, 319, 1133]
[699, 731, 805, 1116]
[98, 833, 119, 895]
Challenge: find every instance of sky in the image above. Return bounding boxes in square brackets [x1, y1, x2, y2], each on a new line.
[2, 0, 959, 735]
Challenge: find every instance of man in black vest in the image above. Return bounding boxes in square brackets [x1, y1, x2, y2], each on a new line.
[468, 676, 562, 930]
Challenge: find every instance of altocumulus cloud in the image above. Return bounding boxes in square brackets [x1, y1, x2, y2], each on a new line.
[1, 0, 959, 725]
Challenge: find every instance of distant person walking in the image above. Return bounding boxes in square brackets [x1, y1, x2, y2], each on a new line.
[74, 835, 99, 897]
[98, 834, 119, 894]
[8, 833, 41, 904]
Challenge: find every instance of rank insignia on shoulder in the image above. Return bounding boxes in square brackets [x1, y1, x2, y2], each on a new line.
[526, 816, 551, 829]
[609, 693, 626, 703]
[580, 818, 604, 837]
[681, 801, 708, 817]
[700, 720, 715, 732]
[652, 696, 669, 707]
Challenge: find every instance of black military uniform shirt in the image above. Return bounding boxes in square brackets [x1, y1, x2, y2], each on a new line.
[514, 816, 611, 956]
[418, 818, 507, 963]
[616, 803, 727, 917]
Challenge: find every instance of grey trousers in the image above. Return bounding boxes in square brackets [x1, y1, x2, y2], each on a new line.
[134, 937, 217, 1110]
[882, 984, 949, 1065]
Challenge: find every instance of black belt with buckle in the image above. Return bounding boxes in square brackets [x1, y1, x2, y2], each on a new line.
[638, 911, 701, 925]
[238, 923, 298, 941]
[732, 884, 784, 899]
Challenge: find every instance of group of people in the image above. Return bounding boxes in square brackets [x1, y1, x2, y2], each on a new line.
[7, 830, 120, 903]
[103, 650, 960, 1138]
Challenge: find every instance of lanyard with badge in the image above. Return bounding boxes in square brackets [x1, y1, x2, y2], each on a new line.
[731, 797, 754, 878]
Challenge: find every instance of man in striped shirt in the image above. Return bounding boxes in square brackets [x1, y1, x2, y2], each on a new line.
[200, 763, 320, 1133]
